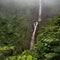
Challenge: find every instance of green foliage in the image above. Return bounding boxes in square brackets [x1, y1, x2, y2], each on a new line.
[0, 13, 33, 59]
[0, 14, 32, 53]
[22, 50, 37, 60]
[5, 55, 33, 60]
[0, 3, 38, 60]
[0, 6, 60, 60]
[27, 55, 33, 60]
[0, 46, 15, 50]
[35, 15, 60, 60]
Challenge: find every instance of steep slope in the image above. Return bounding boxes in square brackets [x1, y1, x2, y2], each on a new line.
[35, 15, 60, 60]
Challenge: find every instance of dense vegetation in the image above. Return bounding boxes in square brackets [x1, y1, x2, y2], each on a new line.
[0, 0, 39, 56]
[35, 15, 60, 60]
[0, 14, 33, 53]
[0, 14, 60, 60]
[0, 0, 60, 60]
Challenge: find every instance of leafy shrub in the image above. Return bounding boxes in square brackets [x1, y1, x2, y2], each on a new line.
[5, 55, 33, 60]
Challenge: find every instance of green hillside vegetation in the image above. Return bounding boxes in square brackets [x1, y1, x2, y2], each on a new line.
[0, 15, 60, 60]
[0, 3, 38, 59]
[35, 15, 60, 60]
[0, 14, 33, 57]
[0, 0, 60, 60]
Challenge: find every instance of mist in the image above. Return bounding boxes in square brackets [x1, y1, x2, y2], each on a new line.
[42, 0, 60, 19]
[0, 0, 60, 19]
[0, 0, 38, 6]
[0, 0, 60, 7]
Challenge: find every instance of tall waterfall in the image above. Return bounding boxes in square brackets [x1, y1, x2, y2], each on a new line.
[38, 0, 42, 22]
[30, 0, 42, 50]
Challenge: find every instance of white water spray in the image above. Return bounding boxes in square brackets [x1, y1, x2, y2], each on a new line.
[30, 0, 42, 50]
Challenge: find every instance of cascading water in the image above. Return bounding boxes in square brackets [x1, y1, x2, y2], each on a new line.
[30, 0, 42, 50]
[38, 0, 42, 22]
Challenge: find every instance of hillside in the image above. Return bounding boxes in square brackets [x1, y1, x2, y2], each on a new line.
[35, 15, 60, 60]
[0, 0, 60, 60]
[0, 15, 60, 60]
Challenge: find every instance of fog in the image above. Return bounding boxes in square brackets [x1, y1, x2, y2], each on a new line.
[0, 0, 60, 8]
[42, 0, 60, 19]
[0, 0, 38, 6]
[42, 0, 60, 8]
[0, 0, 60, 5]
[42, 0, 57, 6]
[0, 0, 60, 19]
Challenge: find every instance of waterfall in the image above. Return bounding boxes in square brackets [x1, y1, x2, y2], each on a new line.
[30, 0, 42, 50]
[38, 0, 42, 22]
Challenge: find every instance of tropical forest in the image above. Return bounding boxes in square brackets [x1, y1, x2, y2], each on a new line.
[0, 0, 60, 60]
